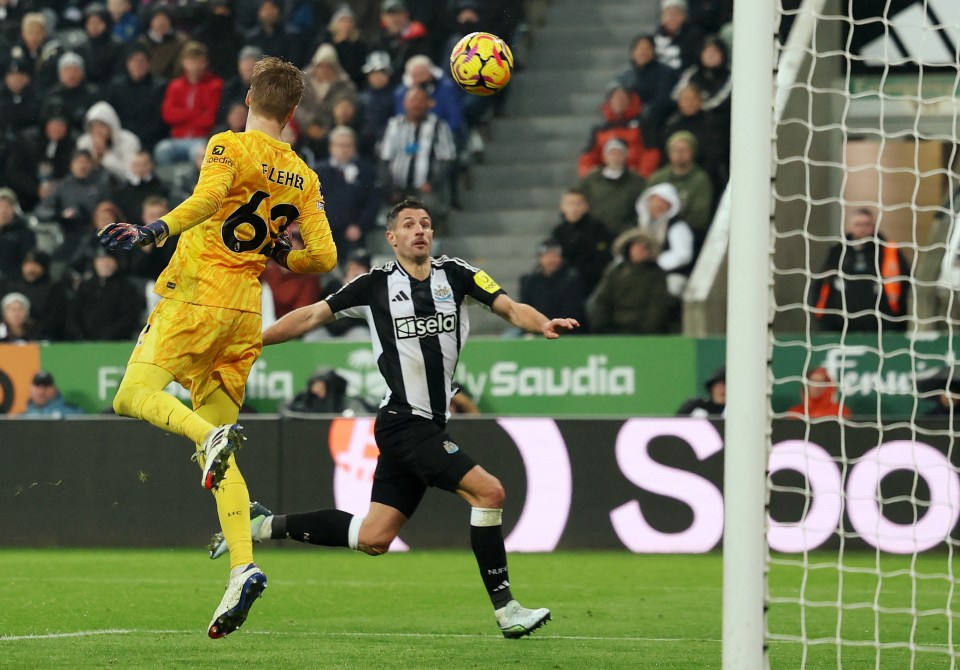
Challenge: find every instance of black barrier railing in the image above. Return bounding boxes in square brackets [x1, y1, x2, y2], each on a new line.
[2, 416, 959, 552]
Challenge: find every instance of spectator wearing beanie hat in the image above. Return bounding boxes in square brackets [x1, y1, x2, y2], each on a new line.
[43, 51, 101, 132]
[0, 58, 42, 136]
[579, 137, 648, 238]
[79, 3, 124, 85]
[0, 292, 35, 342]
[646, 130, 715, 241]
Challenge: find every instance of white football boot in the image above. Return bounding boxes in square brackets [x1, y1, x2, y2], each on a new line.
[195, 424, 245, 490]
[497, 600, 551, 639]
[207, 564, 267, 639]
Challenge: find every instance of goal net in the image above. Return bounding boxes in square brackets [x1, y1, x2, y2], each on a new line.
[758, 0, 960, 667]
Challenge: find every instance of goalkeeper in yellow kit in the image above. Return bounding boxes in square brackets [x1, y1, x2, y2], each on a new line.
[98, 57, 337, 638]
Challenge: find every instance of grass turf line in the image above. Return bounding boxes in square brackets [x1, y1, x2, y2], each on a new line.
[4, 549, 959, 668]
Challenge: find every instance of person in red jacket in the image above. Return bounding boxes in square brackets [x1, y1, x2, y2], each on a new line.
[577, 84, 661, 180]
[154, 41, 223, 165]
[786, 366, 852, 420]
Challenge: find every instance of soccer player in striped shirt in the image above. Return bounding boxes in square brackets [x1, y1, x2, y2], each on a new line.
[98, 57, 337, 638]
[211, 198, 579, 638]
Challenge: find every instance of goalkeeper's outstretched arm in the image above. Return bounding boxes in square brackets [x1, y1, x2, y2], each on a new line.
[262, 300, 335, 345]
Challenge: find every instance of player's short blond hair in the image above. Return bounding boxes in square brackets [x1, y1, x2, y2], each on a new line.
[248, 56, 304, 124]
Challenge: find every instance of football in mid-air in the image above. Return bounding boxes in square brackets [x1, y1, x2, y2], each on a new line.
[449, 31, 514, 96]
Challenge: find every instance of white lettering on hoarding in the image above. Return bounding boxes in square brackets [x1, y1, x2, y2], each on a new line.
[487, 356, 635, 397]
[609, 418, 724, 553]
[97, 367, 125, 400]
[767, 440, 843, 552]
[845, 441, 960, 554]
[497, 418, 572, 552]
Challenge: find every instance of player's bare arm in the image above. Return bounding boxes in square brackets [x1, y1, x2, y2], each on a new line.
[262, 300, 335, 345]
[491, 294, 579, 339]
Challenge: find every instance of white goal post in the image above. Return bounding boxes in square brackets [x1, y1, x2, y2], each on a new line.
[725, 0, 960, 668]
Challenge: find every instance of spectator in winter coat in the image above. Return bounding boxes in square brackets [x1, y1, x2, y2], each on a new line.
[218, 45, 260, 122]
[672, 35, 731, 119]
[155, 41, 223, 165]
[579, 138, 647, 238]
[3, 109, 76, 211]
[244, 0, 307, 67]
[549, 188, 612, 293]
[654, 0, 705, 72]
[635, 182, 695, 298]
[577, 85, 661, 180]
[295, 44, 357, 157]
[379, 86, 457, 227]
[79, 4, 123, 86]
[614, 34, 677, 127]
[0, 188, 35, 282]
[22, 370, 84, 417]
[35, 149, 112, 253]
[0, 57, 41, 137]
[357, 50, 395, 159]
[646, 131, 715, 244]
[3, 250, 71, 341]
[77, 101, 141, 181]
[104, 45, 168, 151]
[65, 200, 128, 279]
[662, 83, 728, 190]
[67, 249, 144, 340]
[0, 292, 36, 342]
[392, 55, 464, 137]
[786, 366, 852, 420]
[135, 6, 187, 79]
[191, 0, 244, 81]
[125, 195, 177, 282]
[7, 12, 63, 92]
[43, 52, 101, 133]
[314, 126, 381, 256]
[516, 239, 587, 334]
[373, 0, 430, 85]
[588, 230, 673, 335]
[676, 366, 725, 416]
[113, 151, 169, 224]
[316, 5, 369, 89]
[107, 0, 139, 43]
[809, 208, 911, 332]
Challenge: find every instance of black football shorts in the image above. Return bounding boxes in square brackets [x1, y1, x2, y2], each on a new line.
[370, 407, 477, 519]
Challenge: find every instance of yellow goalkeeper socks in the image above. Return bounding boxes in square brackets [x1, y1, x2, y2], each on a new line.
[213, 456, 253, 570]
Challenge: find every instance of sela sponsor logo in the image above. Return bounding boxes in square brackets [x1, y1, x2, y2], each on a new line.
[394, 312, 457, 339]
[433, 284, 452, 301]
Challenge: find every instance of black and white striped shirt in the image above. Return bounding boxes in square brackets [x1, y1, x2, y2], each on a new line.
[379, 113, 457, 190]
[325, 256, 505, 424]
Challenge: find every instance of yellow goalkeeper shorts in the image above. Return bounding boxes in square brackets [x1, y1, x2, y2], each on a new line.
[128, 297, 261, 408]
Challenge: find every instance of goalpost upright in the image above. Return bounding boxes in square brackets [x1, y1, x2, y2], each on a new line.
[722, 0, 776, 666]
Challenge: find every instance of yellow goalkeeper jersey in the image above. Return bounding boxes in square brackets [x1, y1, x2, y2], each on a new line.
[155, 129, 337, 313]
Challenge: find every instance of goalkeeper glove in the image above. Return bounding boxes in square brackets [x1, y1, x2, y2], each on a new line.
[97, 220, 169, 251]
[262, 231, 293, 269]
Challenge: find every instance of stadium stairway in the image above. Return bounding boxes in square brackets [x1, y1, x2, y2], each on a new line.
[443, 0, 660, 334]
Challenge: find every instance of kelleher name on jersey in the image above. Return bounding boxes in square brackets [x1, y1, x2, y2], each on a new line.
[261, 163, 305, 190]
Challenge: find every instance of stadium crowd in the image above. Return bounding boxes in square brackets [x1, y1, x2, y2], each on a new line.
[0, 0, 908, 344]
[0, 0, 525, 342]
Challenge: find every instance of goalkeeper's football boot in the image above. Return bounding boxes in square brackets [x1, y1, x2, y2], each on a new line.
[195, 424, 245, 490]
[207, 564, 267, 639]
[208, 501, 273, 560]
[498, 600, 551, 639]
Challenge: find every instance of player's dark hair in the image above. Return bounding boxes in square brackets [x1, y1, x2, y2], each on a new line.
[386, 198, 431, 230]
[249, 56, 304, 124]
[563, 187, 587, 200]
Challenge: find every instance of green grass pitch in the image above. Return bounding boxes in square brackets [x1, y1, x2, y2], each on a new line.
[2, 549, 958, 668]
